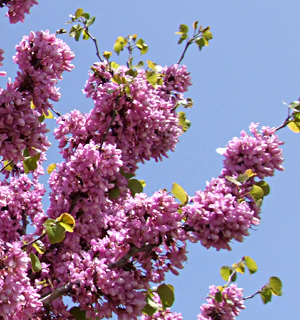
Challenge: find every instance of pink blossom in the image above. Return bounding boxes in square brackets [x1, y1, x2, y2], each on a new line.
[3, 0, 38, 23]
[198, 284, 245, 320]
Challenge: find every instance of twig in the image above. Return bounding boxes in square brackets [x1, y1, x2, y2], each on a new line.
[108, 243, 158, 269]
[40, 281, 80, 307]
[0, 159, 13, 172]
[21, 231, 46, 250]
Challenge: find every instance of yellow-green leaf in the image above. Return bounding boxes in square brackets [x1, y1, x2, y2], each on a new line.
[56, 213, 75, 232]
[47, 163, 56, 174]
[171, 182, 188, 205]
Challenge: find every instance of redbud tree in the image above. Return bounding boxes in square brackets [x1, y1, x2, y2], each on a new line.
[0, 1, 298, 320]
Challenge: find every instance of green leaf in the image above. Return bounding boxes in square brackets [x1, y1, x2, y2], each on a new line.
[178, 111, 191, 132]
[136, 39, 148, 54]
[156, 284, 175, 309]
[147, 60, 157, 71]
[47, 163, 56, 174]
[289, 101, 300, 111]
[146, 71, 158, 87]
[171, 182, 188, 205]
[215, 290, 222, 303]
[140, 180, 146, 187]
[86, 16, 95, 27]
[202, 29, 213, 40]
[70, 307, 89, 320]
[178, 33, 188, 44]
[260, 286, 272, 304]
[249, 185, 264, 203]
[244, 256, 258, 274]
[29, 253, 42, 272]
[81, 13, 90, 19]
[108, 187, 120, 199]
[287, 120, 300, 133]
[75, 28, 83, 41]
[142, 294, 160, 316]
[255, 181, 270, 196]
[225, 175, 242, 186]
[56, 213, 75, 232]
[120, 167, 135, 179]
[113, 36, 125, 55]
[103, 51, 112, 60]
[43, 219, 66, 244]
[110, 61, 120, 70]
[220, 266, 231, 281]
[269, 276, 283, 296]
[128, 179, 143, 197]
[75, 8, 84, 18]
[195, 37, 208, 50]
[232, 262, 245, 274]
[179, 24, 189, 34]
[4, 160, 14, 171]
[23, 153, 41, 174]
[32, 240, 46, 254]
[132, 61, 144, 69]
[82, 30, 90, 40]
[236, 174, 250, 183]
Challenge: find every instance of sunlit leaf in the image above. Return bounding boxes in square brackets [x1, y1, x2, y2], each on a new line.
[256, 181, 270, 196]
[146, 71, 158, 86]
[142, 294, 160, 316]
[179, 24, 189, 34]
[86, 16, 95, 27]
[32, 240, 46, 254]
[220, 266, 231, 281]
[260, 286, 272, 304]
[23, 153, 41, 174]
[75, 8, 84, 18]
[147, 60, 157, 71]
[287, 121, 300, 133]
[4, 160, 14, 172]
[202, 29, 213, 40]
[44, 219, 66, 244]
[47, 163, 56, 174]
[244, 256, 258, 274]
[29, 253, 42, 272]
[56, 213, 75, 232]
[171, 182, 188, 205]
[269, 277, 283, 296]
[249, 185, 264, 203]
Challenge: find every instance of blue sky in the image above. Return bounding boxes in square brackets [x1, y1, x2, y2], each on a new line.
[1, 1, 299, 319]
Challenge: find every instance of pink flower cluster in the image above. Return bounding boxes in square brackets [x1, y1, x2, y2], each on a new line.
[2, 0, 38, 23]
[0, 82, 50, 163]
[0, 241, 42, 319]
[82, 62, 191, 172]
[13, 30, 74, 114]
[221, 123, 284, 179]
[0, 174, 45, 243]
[0, 49, 6, 77]
[183, 177, 259, 251]
[183, 123, 284, 250]
[198, 284, 245, 320]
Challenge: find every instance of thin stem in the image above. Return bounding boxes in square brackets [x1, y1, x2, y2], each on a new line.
[80, 22, 103, 62]
[21, 231, 46, 250]
[275, 108, 292, 132]
[108, 243, 158, 269]
[243, 290, 262, 300]
[40, 281, 80, 307]
[177, 40, 192, 64]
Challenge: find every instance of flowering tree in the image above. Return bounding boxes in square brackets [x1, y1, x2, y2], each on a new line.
[1, 2, 298, 319]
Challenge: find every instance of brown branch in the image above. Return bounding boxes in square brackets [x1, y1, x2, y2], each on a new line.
[40, 281, 80, 307]
[108, 243, 158, 269]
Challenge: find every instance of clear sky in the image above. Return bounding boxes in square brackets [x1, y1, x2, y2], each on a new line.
[1, 1, 299, 319]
